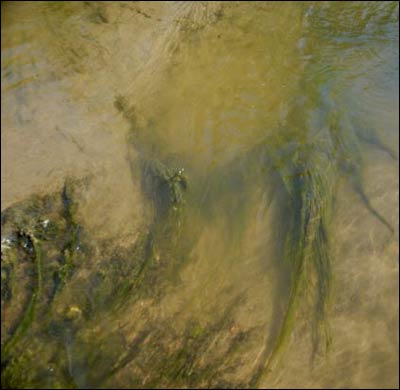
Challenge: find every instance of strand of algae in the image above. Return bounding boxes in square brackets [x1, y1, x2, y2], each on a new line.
[113, 94, 191, 301]
[252, 3, 396, 383]
[256, 124, 393, 386]
[1, 179, 85, 390]
[2, 235, 43, 361]
[254, 91, 393, 386]
[57, 180, 82, 287]
[250, 133, 336, 387]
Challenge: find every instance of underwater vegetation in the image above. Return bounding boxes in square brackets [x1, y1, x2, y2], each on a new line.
[0, 166, 256, 389]
[249, 3, 397, 381]
[1, 1, 398, 389]
[2, 87, 395, 389]
[0, 172, 184, 388]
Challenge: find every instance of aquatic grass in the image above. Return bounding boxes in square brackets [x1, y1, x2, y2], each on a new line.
[252, 3, 397, 381]
[1, 179, 86, 384]
[115, 96, 195, 296]
[249, 135, 335, 382]
[93, 294, 250, 389]
[1, 2, 397, 388]
[0, 170, 194, 387]
[2, 235, 43, 361]
[255, 98, 394, 385]
[46, 180, 84, 303]
[131, 159, 191, 295]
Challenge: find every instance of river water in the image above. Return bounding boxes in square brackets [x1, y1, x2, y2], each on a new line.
[1, 2, 399, 388]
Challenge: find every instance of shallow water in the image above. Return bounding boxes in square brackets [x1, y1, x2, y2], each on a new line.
[1, 1, 399, 389]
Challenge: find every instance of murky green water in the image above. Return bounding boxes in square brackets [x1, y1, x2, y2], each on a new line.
[1, 2, 399, 388]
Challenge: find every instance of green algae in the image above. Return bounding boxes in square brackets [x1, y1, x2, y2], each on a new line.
[1, 180, 85, 369]
[252, 3, 397, 380]
[1, 2, 398, 388]
[0, 168, 192, 388]
[93, 294, 252, 389]
[2, 235, 43, 360]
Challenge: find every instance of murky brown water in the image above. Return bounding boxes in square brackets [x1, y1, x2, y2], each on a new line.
[1, 2, 399, 389]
